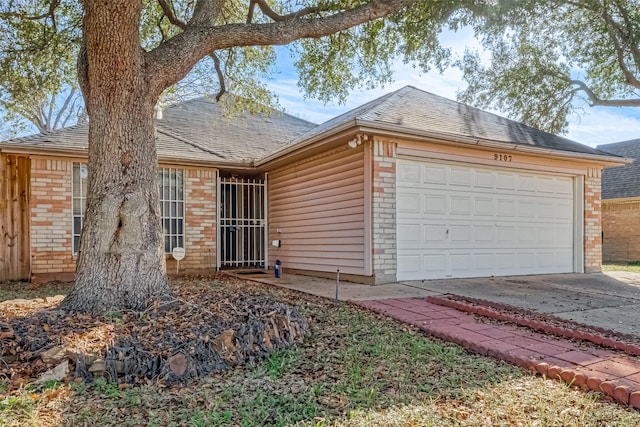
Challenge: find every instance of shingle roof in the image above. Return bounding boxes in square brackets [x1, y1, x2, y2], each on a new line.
[156, 96, 316, 161]
[0, 95, 316, 164]
[0, 123, 226, 163]
[1, 86, 619, 166]
[290, 86, 609, 157]
[598, 139, 640, 199]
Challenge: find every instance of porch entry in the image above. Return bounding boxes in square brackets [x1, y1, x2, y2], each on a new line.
[218, 176, 267, 268]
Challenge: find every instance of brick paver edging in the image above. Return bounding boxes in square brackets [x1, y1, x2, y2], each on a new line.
[426, 295, 640, 357]
[354, 298, 640, 409]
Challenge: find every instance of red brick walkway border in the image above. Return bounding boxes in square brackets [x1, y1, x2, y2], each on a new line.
[426, 295, 640, 357]
[355, 297, 640, 408]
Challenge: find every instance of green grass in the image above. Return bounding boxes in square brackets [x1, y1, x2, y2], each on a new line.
[603, 263, 640, 273]
[3, 279, 640, 426]
[0, 281, 72, 302]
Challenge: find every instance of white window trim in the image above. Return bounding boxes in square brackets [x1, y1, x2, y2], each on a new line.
[71, 163, 88, 254]
[71, 165, 186, 255]
[159, 168, 186, 254]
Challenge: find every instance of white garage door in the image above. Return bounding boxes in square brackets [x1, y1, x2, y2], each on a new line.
[396, 159, 576, 280]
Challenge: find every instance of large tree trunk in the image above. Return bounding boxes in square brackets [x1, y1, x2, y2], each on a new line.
[61, 0, 172, 313]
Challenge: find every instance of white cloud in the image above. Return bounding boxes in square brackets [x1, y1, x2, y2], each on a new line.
[270, 28, 640, 147]
[566, 108, 640, 147]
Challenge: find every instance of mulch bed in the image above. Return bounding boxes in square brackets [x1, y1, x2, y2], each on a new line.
[0, 275, 308, 392]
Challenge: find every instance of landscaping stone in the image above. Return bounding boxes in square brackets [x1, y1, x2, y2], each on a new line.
[41, 346, 67, 364]
[36, 360, 69, 383]
[168, 353, 188, 376]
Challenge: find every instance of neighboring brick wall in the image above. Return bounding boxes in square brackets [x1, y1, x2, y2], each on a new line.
[602, 199, 640, 263]
[30, 159, 75, 277]
[584, 168, 603, 273]
[371, 139, 397, 284]
[167, 168, 217, 272]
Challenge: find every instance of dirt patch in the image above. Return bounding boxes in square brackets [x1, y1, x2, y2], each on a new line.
[0, 275, 307, 390]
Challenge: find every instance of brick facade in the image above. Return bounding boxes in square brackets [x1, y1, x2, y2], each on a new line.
[371, 139, 397, 284]
[166, 168, 217, 272]
[584, 168, 603, 273]
[29, 159, 218, 281]
[30, 158, 75, 279]
[602, 199, 640, 263]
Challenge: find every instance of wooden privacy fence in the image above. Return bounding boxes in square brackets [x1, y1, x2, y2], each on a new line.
[0, 154, 30, 281]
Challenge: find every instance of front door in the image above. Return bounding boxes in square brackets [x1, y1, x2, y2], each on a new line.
[218, 177, 267, 268]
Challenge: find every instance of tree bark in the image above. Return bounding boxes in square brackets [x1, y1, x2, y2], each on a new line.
[61, 0, 171, 313]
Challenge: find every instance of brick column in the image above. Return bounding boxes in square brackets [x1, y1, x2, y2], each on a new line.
[584, 167, 602, 273]
[371, 139, 397, 284]
[30, 159, 75, 280]
[178, 168, 217, 271]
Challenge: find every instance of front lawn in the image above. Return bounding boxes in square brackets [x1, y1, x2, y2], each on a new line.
[603, 263, 640, 273]
[2, 278, 640, 426]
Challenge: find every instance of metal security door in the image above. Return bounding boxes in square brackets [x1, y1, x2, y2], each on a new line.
[218, 177, 267, 268]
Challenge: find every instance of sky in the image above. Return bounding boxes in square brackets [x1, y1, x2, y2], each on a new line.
[268, 28, 640, 149]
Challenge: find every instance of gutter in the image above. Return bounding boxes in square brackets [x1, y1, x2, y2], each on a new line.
[255, 119, 357, 166]
[0, 144, 257, 170]
[256, 118, 630, 168]
[356, 120, 630, 166]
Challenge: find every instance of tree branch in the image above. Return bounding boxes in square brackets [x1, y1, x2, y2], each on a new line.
[146, 0, 419, 97]
[53, 87, 77, 129]
[210, 52, 226, 101]
[157, 0, 186, 29]
[190, 0, 227, 27]
[570, 79, 640, 107]
[0, 0, 60, 28]
[248, 0, 323, 23]
[601, 7, 640, 89]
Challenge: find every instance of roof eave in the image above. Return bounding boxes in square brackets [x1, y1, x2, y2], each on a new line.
[255, 120, 357, 166]
[602, 195, 640, 203]
[0, 144, 257, 170]
[0, 144, 88, 158]
[355, 120, 630, 167]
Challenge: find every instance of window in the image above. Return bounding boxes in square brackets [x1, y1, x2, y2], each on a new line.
[72, 163, 88, 253]
[71, 164, 185, 254]
[158, 168, 185, 253]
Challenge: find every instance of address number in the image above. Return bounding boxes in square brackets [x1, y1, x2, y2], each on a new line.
[494, 153, 512, 162]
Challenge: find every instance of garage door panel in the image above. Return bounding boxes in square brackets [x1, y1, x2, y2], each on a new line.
[397, 224, 420, 246]
[397, 159, 576, 280]
[397, 254, 421, 276]
[496, 173, 516, 190]
[418, 254, 448, 277]
[475, 171, 495, 188]
[450, 254, 473, 275]
[397, 162, 420, 182]
[450, 168, 472, 186]
[475, 198, 494, 215]
[518, 175, 536, 191]
[425, 224, 447, 243]
[425, 194, 446, 214]
[424, 164, 447, 184]
[497, 199, 516, 216]
[397, 193, 420, 213]
[556, 178, 574, 194]
[450, 197, 471, 215]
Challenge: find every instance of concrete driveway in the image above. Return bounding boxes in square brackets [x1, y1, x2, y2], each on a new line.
[242, 270, 640, 337]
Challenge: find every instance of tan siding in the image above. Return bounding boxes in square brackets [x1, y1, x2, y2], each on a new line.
[268, 145, 366, 275]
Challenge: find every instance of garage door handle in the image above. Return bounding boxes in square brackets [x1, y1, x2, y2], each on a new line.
[446, 229, 449, 238]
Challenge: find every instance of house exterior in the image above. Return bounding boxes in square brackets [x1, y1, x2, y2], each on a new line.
[598, 139, 640, 263]
[0, 86, 626, 284]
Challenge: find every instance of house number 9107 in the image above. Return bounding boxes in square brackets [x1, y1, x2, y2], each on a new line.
[494, 153, 512, 162]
